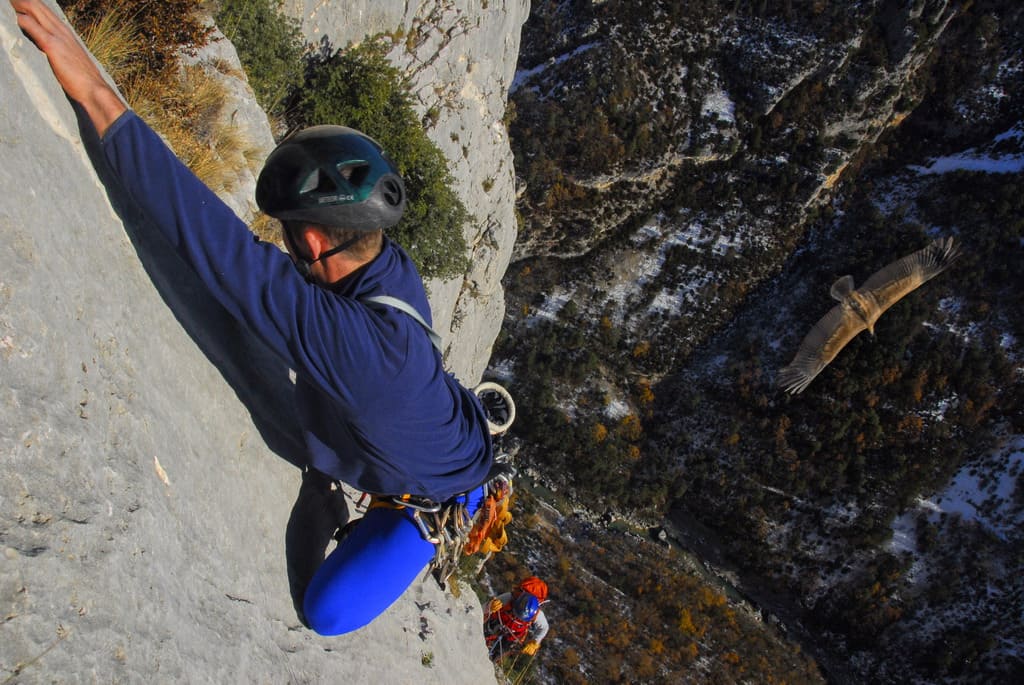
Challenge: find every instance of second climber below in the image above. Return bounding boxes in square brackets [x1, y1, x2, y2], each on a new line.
[484, 576, 550, 662]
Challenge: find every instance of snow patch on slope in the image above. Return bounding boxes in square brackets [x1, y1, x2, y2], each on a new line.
[909, 123, 1024, 175]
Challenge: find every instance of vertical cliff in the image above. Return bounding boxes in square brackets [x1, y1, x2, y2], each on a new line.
[0, 2, 508, 681]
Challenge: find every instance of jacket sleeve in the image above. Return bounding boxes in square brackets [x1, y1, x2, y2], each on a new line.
[530, 610, 549, 643]
[99, 111, 386, 405]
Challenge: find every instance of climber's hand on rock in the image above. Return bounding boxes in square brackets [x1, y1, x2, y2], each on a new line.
[10, 0, 126, 135]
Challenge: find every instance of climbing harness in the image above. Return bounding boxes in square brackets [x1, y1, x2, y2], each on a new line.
[349, 381, 518, 593]
[485, 579, 549, 663]
[420, 380, 518, 589]
[350, 299, 515, 577]
[361, 463, 515, 592]
[484, 597, 533, 662]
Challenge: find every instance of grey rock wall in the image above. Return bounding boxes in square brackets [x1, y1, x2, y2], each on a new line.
[178, 23, 279, 224]
[283, 0, 529, 384]
[0, 4, 498, 682]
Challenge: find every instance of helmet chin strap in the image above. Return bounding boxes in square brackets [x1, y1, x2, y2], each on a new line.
[287, 228, 364, 283]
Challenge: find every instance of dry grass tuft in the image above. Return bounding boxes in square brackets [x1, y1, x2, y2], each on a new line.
[76, 1, 260, 201]
[77, 3, 141, 81]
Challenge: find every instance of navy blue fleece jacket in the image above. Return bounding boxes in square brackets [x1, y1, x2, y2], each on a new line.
[101, 112, 493, 501]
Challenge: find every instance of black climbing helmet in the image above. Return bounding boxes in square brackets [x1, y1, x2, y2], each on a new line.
[256, 125, 407, 230]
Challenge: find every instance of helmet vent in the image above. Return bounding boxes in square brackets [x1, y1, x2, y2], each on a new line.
[299, 169, 338, 195]
[338, 161, 370, 188]
[382, 178, 404, 206]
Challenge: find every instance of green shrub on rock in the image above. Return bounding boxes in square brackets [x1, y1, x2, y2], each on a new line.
[215, 0, 305, 118]
[296, 38, 470, 281]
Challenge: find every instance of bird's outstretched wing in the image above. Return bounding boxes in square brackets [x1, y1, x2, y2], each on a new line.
[778, 237, 959, 395]
[778, 301, 869, 394]
[858, 237, 960, 319]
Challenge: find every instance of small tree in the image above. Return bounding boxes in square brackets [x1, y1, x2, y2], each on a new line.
[296, 38, 469, 280]
[216, 0, 305, 118]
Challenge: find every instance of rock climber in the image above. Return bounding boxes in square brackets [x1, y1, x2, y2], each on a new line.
[484, 576, 550, 661]
[8, 0, 500, 635]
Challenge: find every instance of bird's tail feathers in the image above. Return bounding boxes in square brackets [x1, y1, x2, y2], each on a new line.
[830, 275, 855, 302]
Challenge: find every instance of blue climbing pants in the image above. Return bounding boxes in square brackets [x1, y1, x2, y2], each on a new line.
[303, 487, 485, 635]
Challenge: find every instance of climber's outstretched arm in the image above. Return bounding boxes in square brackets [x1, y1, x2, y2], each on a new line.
[10, 0, 127, 135]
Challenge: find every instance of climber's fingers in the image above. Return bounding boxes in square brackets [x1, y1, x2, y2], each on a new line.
[9, 0, 126, 135]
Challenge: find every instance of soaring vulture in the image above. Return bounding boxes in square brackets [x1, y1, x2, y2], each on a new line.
[778, 237, 960, 394]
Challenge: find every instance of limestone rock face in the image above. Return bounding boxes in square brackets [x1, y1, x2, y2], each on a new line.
[0, 5, 499, 682]
[283, 0, 529, 384]
[178, 23, 279, 224]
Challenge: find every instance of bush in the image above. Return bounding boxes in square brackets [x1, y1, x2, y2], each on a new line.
[59, 0, 212, 75]
[295, 38, 469, 280]
[215, 0, 305, 118]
